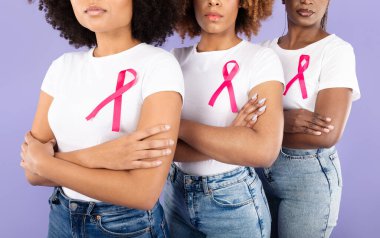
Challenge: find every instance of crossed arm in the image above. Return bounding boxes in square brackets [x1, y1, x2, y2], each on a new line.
[282, 88, 353, 149]
[21, 91, 182, 210]
[175, 81, 284, 168]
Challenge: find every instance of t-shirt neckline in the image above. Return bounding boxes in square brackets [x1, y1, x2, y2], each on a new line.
[274, 34, 335, 52]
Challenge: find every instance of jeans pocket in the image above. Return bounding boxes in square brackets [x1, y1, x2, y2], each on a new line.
[210, 181, 253, 208]
[96, 211, 151, 237]
[329, 152, 343, 187]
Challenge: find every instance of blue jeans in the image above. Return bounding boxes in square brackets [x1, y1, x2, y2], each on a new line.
[48, 187, 170, 238]
[258, 147, 342, 238]
[161, 165, 271, 238]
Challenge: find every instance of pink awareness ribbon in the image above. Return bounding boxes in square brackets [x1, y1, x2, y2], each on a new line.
[208, 60, 239, 113]
[283, 54, 310, 99]
[86, 69, 138, 132]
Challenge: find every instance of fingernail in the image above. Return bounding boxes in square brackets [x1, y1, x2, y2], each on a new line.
[164, 125, 171, 130]
[326, 117, 332, 122]
[251, 93, 258, 100]
[169, 140, 175, 146]
[252, 115, 258, 121]
[316, 131, 322, 135]
[164, 149, 172, 155]
[259, 105, 267, 112]
[155, 161, 163, 166]
[323, 128, 330, 133]
[328, 125, 334, 130]
[258, 98, 267, 105]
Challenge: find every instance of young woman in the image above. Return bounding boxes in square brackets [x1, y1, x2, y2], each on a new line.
[258, 0, 361, 237]
[161, 0, 284, 237]
[21, 0, 183, 237]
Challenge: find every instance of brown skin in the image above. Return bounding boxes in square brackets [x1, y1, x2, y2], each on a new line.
[173, 0, 284, 167]
[21, 0, 182, 210]
[238, 0, 353, 149]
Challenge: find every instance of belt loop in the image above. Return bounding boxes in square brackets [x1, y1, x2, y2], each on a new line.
[202, 177, 209, 195]
[247, 167, 255, 177]
[86, 202, 96, 216]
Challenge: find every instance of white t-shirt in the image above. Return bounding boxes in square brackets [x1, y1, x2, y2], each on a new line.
[262, 34, 360, 111]
[42, 43, 184, 202]
[173, 40, 284, 176]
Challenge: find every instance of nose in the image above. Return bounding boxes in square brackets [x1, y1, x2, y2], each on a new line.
[208, 0, 221, 7]
[300, 0, 313, 4]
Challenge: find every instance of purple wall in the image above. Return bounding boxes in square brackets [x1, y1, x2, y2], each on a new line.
[1, 1, 378, 237]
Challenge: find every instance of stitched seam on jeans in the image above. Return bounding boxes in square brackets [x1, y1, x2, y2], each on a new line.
[317, 155, 333, 238]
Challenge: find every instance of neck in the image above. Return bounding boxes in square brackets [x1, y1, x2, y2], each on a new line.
[94, 26, 140, 57]
[280, 22, 329, 50]
[197, 30, 241, 52]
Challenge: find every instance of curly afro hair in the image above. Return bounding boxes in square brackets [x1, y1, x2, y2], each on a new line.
[177, 0, 274, 40]
[28, 0, 181, 48]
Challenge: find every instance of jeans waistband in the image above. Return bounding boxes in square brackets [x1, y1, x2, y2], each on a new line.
[281, 146, 336, 159]
[169, 164, 256, 194]
[51, 187, 159, 215]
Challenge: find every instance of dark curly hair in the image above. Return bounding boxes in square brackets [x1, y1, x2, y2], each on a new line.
[28, 0, 181, 48]
[177, 0, 274, 40]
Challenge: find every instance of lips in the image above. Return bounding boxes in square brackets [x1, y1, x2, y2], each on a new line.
[296, 9, 315, 17]
[205, 12, 223, 21]
[85, 6, 107, 16]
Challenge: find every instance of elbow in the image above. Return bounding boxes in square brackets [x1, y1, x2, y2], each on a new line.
[119, 186, 161, 211]
[244, 143, 281, 168]
[249, 136, 282, 168]
[25, 174, 41, 186]
[319, 133, 341, 149]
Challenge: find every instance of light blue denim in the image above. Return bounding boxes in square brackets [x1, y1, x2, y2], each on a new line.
[258, 147, 342, 238]
[161, 164, 271, 238]
[47, 187, 170, 238]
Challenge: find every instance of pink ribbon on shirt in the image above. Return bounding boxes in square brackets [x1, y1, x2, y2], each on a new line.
[283, 55, 310, 99]
[208, 60, 239, 113]
[86, 69, 138, 132]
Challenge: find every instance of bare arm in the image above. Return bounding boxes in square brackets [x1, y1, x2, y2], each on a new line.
[174, 139, 209, 162]
[179, 81, 284, 167]
[22, 91, 182, 210]
[174, 94, 267, 163]
[282, 88, 353, 149]
[23, 92, 58, 187]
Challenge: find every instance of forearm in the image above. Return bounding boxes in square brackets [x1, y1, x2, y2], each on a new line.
[25, 170, 58, 187]
[55, 148, 94, 168]
[282, 132, 339, 149]
[36, 156, 167, 210]
[174, 140, 209, 162]
[180, 120, 281, 167]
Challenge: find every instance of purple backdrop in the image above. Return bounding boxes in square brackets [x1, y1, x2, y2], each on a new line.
[1, 1, 378, 237]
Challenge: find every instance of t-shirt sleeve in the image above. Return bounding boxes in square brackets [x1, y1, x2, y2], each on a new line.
[40, 56, 64, 97]
[141, 53, 184, 101]
[319, 44, 361, 101]
[249, 47, 285, 90]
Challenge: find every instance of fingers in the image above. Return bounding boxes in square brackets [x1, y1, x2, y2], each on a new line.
[135, 139, 175, 151]
[134, 149, 172, 160]
[310, 116, 335, 131]
[303, 126, 323, 136]
[132, 124, 171, 141]
[232, 94, 267, 127]
[129, 160, 163, 170]
[243, 98, 267, 128]
[24, 131, 33, 144]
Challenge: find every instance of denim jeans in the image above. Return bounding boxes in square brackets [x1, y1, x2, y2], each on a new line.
[47, 187, 170, 238]
[161, 165, 271, 238]
[258, 147, 342, 238]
